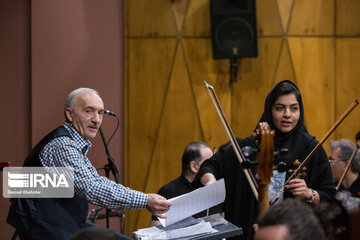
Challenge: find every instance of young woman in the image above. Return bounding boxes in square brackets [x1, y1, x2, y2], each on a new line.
[196, 80, 335, 240]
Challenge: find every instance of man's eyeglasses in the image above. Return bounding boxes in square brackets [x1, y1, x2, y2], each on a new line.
[328, 158, 347, 164]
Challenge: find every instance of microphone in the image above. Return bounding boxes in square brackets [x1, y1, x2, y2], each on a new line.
[104, 109, 117, 117]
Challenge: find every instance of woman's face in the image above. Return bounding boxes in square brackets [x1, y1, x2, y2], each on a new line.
[271, 93, 300, 133]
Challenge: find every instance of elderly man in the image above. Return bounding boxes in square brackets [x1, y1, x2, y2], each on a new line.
[329, 139, 360, 197]
[7, 88, 171, 240]
[329, 139, 360, 214]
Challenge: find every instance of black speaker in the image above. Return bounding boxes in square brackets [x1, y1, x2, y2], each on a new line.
[210, 0, 258, 59]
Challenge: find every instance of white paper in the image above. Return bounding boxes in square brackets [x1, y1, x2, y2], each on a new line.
[133, 219, 218, 240]
[158, 178, 225, 227]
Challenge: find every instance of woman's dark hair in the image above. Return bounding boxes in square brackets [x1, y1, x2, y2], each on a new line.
[262, 80, 305, 136]
[267, 81, 301, 112]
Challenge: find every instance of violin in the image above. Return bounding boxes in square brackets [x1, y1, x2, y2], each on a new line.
[252, 122, 275, 215]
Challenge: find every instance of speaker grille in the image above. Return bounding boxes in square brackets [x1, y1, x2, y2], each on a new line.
[216, 18, 254, 57]
[210, 0, 258, 59]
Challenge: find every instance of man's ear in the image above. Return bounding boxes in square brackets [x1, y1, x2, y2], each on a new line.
[189, 161, 199, 174]
[253, 223, 259, 233]
[65, 108, 73, 122]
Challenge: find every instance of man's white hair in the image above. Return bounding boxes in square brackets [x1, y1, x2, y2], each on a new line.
[330, 139, 360, 173]
[64, 88, 100, 120]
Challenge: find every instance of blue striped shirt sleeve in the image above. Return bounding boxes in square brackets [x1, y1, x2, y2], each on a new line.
[40, 137, 148, 210]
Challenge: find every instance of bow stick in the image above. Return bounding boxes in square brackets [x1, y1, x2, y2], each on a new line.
[204, 81, 259, 200]
[336, 146, 359, 191]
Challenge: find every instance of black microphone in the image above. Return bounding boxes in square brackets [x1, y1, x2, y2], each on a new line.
[104, 110, 117, 117]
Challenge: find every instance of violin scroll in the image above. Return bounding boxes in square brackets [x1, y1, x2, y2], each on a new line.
[252, 122, 275, 185]
[252, 122, 275, 216]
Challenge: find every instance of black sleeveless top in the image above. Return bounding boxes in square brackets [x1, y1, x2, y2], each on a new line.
[7, 126, 89, 240]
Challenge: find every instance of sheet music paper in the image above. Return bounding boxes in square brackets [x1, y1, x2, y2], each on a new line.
[158, 178, 225, 227]
[133, 218, 217, 240]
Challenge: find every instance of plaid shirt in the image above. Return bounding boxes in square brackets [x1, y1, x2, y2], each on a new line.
[39, 122, 148, 210]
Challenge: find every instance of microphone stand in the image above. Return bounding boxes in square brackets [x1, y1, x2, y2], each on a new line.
[99, 127, 120, 229]
[88, 111, 124, 232]
[99, 127, 120, 184]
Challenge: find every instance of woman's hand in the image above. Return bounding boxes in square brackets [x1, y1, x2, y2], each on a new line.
[285, 179, 311, 199]
[284, 179, 319, 205]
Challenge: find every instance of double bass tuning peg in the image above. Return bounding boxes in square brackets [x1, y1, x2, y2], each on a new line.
[273, 148, 289, 172]
[240, 146, 258, 169]
[276, 162, 288, 173]
[242, 146, 257, 158]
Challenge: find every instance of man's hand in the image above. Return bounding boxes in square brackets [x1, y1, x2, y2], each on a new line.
[146, 194, 172, 219]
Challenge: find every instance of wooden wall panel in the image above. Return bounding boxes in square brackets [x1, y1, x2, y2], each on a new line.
[276, 0, 294, 33]
[288, 0, 334, 35]
[274, 40, 296, 82]
[336, 39, 360, 139]
[288, 38, 335, 144]
[143, 41, 204, 192]
[336, 0, 360, 36]
[125, 38, 177, 233]
[183, 38, 230, 149]
[171, 0, 189, 35]
[233, 38, 283, 137]
[135, 43, 205, 228]
[256, 0, 282, 36]
[183, 0, 211, 36]
[126, 0, 176, 36]
[126, 38, 176, 189]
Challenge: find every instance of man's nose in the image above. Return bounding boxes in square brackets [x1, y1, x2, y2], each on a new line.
[93, 112, 103, 123]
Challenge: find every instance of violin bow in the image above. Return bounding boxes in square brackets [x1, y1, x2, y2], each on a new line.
[336, 146, 359, 191]
[270, 99, 359, 205]
[285, 99, 359, 185]
[204, 81, 259, 200]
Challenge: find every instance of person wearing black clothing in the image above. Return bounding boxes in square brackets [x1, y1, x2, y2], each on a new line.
[196, 80, 335, 240]
[329, 139, 360, 213]
[150, 141, 221, 226]
[330, 139, 360, 197]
